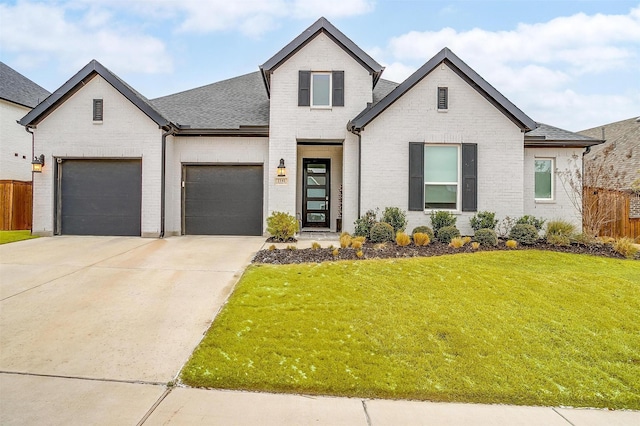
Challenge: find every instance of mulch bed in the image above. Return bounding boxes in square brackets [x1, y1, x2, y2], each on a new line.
[253, 240, 636, 265]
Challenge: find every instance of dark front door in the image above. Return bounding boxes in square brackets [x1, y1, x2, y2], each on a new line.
[302, 158, 330, 228]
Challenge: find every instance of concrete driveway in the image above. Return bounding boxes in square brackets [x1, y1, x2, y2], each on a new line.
[0, 235, 265, 425]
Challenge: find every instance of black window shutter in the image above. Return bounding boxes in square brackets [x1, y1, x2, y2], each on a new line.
[298, 71, 310, 106]
[332, 71, 344, 107]
[461, 143, 477, 212]
[438, 87, 448, 109]
[408, 142, 424, 211]
[93, 99, 103, 121]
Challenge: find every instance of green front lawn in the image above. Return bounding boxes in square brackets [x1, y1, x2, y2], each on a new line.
[0, 230, 38, 245]
[181, 251, 640, 409]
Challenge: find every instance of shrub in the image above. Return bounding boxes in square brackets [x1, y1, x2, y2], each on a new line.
[437, 225, 460, 244]
[462, 236, 472, 244]
[354, 209, 378, 237]
[546, 220, 576, 238]
[340, 233, 352, 248]
[352, 236, 366, 245]
[573, 233, 596, 245]
[266, 211, 299, 241]
[370, 222, 395, 243]
[547, 234, 570, 247]
[516, 215, 546, 231]
[311, 242, 321, 250]
[505, 240, 518, 249]
[474, 228, 498, 247]
[471, 242, 480, 250]
[268, 244, 276, 251]
[613, 237, 638, 259]
[396, 232, 411, 246]
[596, 236, 615, 245]
[413, 232, 430, 246]
[430, 211, 457, 234]
[470, 211, 498, 231]
[351, 239, 364, 250]
[497, 216, 516, 238]
[356, 250, 364, 258]
[449, 237, 465, 248]
[509, 224, 539, 245]
[332, 248, 339, 256]
[286, 245, 297, 250]
[381, 207, 408, 233]
[412, 226, 435, 242]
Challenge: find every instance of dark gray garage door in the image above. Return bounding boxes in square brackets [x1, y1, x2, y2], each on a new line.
[58, 159, 142, 236]
[183, 165, 263, 235]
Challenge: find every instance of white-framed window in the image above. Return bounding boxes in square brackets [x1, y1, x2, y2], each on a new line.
[311, 72, 331, 107]
[424, 144, 461, 210]
[534, 158, 554, 200]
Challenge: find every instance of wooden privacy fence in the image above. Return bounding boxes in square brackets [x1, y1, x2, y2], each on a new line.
[583, 187, 640, 240]
[0, 180, 32, 231]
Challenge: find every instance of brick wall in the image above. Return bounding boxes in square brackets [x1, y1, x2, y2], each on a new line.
[32, 75, 163, 236]
[0, 100, 33, 181]
[359, 63, 525, 236]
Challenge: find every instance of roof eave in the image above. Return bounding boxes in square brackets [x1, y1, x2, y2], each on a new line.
[19, 60, 169, 128]
[175, 126, 269, 137]
[524, 139, 605, 148]
[351, 48, 537, 132]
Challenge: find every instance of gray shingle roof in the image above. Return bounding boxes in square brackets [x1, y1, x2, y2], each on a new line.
[151, 72, 269, 130]
[20, 60, 168, 127]
[349, 48, 538, 132]
[524, 123, 602, 147]
[372, 79, 399, 105]
[0, 62, 50, 108]
[579, 117, 640, 189]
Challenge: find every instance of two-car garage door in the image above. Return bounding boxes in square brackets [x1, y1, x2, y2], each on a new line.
[57, 161, 263, 236]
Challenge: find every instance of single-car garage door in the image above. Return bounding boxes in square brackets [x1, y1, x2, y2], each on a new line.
[183, 165, 263, 236]
[58, 159, 142, 236]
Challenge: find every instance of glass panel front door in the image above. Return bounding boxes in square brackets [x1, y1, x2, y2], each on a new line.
[303, 158, 330, 228]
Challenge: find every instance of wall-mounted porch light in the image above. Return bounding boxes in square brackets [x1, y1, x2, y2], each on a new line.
[277, 158, 286, 177]
[32, 154, 45, 173]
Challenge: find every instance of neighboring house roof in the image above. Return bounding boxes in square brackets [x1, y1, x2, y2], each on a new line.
[524, 123, 603, 148]
[579, 117, 640, 189]
[0, 61, 50, 108]
[349, 47, 538, 132]
[260, 17, 384, 96]
[19, 60, 169, 128]
[151, 72, 269, 133]
[372, 79, 399, 105]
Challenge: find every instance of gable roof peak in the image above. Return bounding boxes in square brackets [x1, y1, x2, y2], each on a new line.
[349, 46, 537, 132]
[259, 17, 384, 96]
[19, 59, 169, 128]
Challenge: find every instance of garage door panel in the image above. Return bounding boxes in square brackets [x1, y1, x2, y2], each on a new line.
[60, 160, 141, 236]
[184, 165, 263, 236]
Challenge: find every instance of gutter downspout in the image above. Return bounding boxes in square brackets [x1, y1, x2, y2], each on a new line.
[160, 126, 177, 238]
[25, 125, 35, 234]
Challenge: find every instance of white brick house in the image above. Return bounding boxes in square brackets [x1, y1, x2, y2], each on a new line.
[20, 18, 601, 237]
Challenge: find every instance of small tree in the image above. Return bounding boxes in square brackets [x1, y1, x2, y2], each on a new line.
[556, 144, 626, 237]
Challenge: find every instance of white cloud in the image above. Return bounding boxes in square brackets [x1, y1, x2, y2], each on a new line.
[377, 6, 640, 130]
[72, 0, 375, 37]
[0, 1, 172, 75]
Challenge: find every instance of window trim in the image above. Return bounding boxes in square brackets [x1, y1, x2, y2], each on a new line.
[534, 157, 555, 202]
[424, 144, 461, 212]
[310, 72, 332, 108]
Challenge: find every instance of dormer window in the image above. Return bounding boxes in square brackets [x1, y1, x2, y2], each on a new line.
[298, 71, 344, 107]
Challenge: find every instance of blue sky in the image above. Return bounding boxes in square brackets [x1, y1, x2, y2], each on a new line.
[1, 0, 638, 131]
